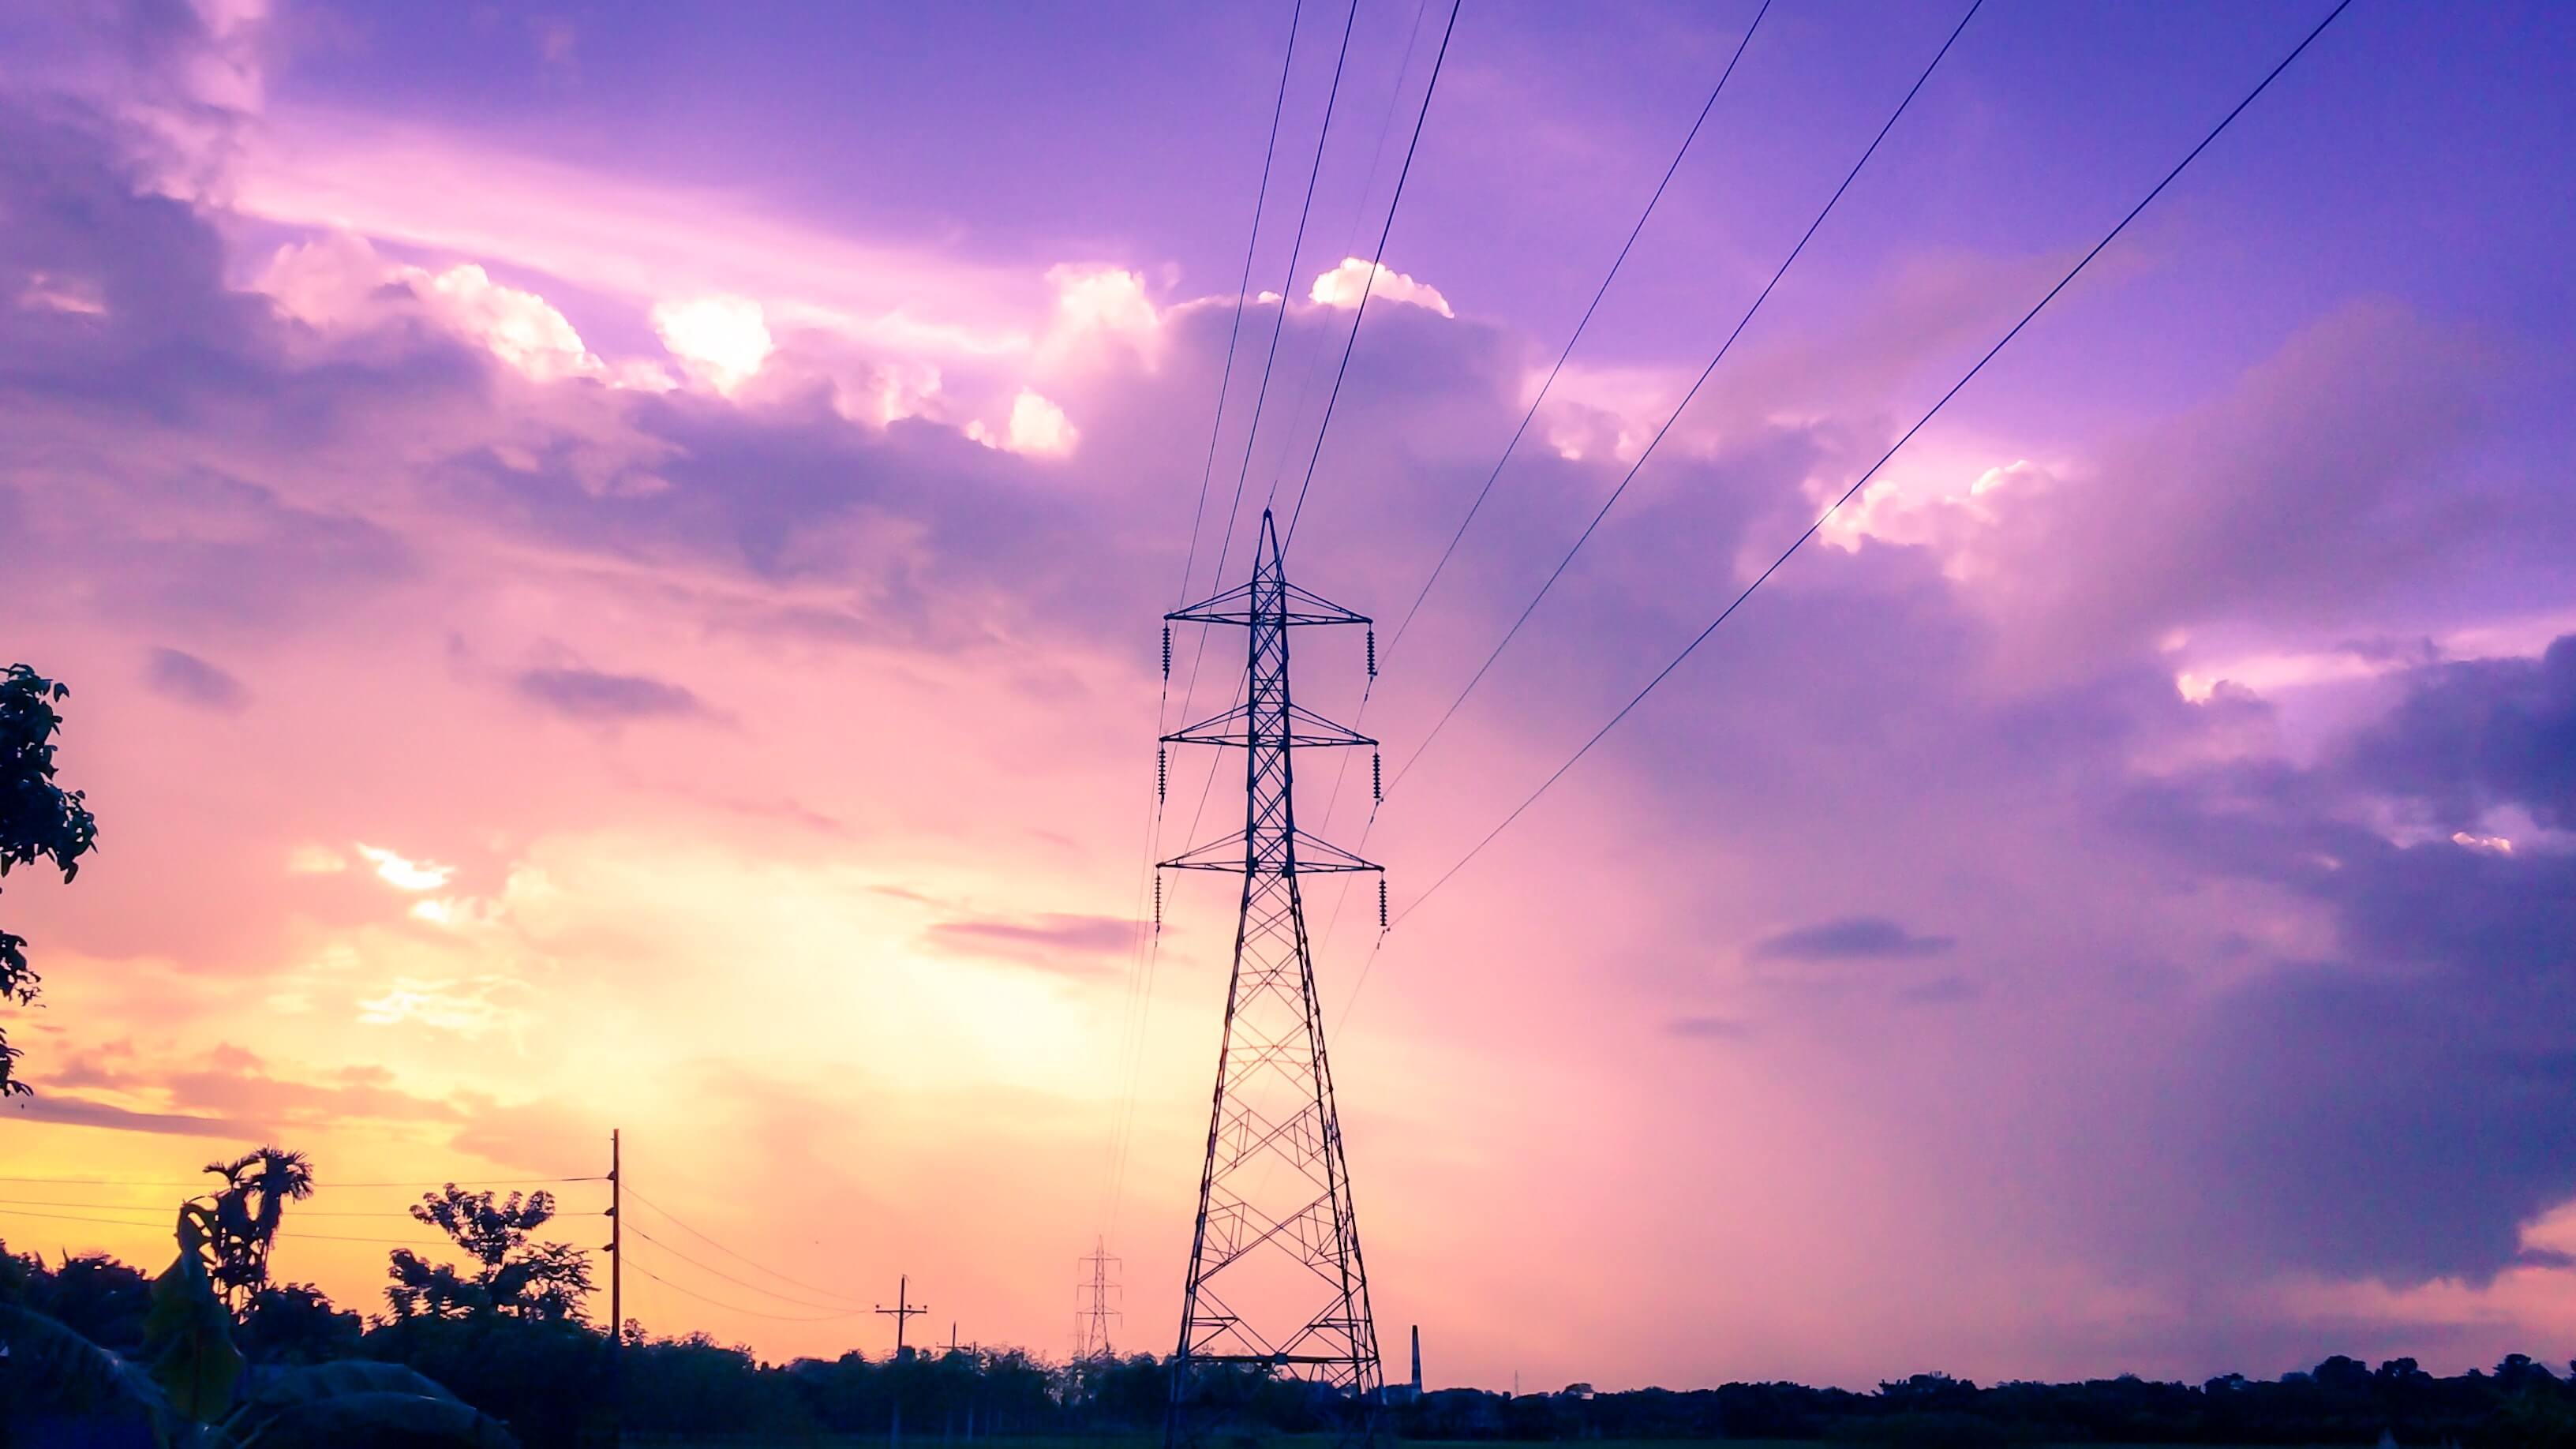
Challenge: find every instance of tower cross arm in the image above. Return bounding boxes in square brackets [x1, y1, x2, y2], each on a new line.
[1166, 581, 1371, 629]
[1162, 701, 1377, 751]
[1157, 826, 1383, 875]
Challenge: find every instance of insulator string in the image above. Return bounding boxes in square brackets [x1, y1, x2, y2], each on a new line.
[1162, 623, 1172, 680]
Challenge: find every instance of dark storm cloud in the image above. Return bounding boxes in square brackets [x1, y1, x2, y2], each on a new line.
[2340, 635, 2576, 831]
[143, 646, 247, 712]
[0, 101, 281, 407]
[2109, 642, 2576, 1284]
[1751, 915, 1957, 962]
[513, 665, 710, 722]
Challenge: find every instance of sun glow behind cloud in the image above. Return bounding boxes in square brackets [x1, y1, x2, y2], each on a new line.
[651, 294, 776, 393]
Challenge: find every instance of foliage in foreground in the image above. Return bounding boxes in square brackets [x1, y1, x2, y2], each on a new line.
[1, 1215, 516, 1447]
[0, 661, 99, 1095]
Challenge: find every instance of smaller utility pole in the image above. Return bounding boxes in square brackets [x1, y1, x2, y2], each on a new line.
[608, 1129, 622, 1447]
[877, 1275, 928, 1357]
[878, 1275, 929, 1449]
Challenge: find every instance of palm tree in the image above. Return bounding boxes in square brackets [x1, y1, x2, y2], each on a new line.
[190, 1147, 315, 1316]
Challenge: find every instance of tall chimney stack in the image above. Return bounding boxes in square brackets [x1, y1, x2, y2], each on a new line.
[1410, 1324, 1423, 1396]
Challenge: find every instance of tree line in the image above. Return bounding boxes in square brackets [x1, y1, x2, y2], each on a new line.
[7, 1148, 2576, 1446]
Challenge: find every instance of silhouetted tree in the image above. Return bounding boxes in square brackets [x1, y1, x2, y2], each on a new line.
[189, 1146, 316, 1314]
[388, 1185, 594, 1323]
[0, 663, 99, 1095]
[238, 1282, 362, 1365]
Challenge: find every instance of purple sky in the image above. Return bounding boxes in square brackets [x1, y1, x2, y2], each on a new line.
[2, 0, 2573, 1392]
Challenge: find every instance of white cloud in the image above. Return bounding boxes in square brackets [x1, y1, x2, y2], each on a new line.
[967, 388, 1079, 456]
[425, 264, 605, 381]
[1040, 265, 1161, 367]
[1050, 265, 1158, 336]
[354, 844, 453, 893]
[1309, 256, 1453, 318]
[258, 231, 609, 383]
[653, 294, 774, 394]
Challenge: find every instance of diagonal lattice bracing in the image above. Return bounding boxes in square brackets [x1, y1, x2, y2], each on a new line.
[1160, 510, 1383, 1447]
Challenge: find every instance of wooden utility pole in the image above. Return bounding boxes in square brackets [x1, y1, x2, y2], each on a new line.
[608, 1129, 623, 1447]
[877, 1274, 927, 1357]
[877, 1275, 928, 1449]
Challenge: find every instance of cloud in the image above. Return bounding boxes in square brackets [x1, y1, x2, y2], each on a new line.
[920, 913, 1136, 972]
[143, 646, 248, 712]
[2339, 635, 2576, 831]
[1041, 265, 1160, 366]
[236, 108, 1040, 365]
[1907, 302, 2524, 676]
[512, 665, 710, 723]
[1749, 915, 1957, 962]
[6, 1092, 246, 1138]
[967, 388, 1078, 455]
[1309, 257, 1453, 318]
[354, 844, 451, 892]
[6, 1039, 460, 1140]
[2098, 642, 2576, 1285]
[259, 230, 608, 382]
[652, 294, 773, 393]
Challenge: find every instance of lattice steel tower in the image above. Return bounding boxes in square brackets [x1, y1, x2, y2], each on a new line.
[1075, 1237, 1121, 1362]
[1157, 509, 1384, 1446]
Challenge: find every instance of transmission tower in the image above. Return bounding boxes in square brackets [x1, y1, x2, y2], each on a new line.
[1075, 1237, 1122, 1361]
[1157, 509, 1386, 1446]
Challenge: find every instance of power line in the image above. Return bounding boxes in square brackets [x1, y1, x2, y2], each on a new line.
[623, 1185, 868, 1309]
[1306, 0, 1776, 943]
[1376, 0, 1773, 648]
[1148, 0, 1367, 1031]
[1388, 0, 2359, 937]
[0, 1174, 600, 1188]
[1277, 0, 1465, 543]
[624, 1253, 867, 1324]
[1106, 0, 1371, 1247]
[1383, 0, 1986, 802]
[1177, 0, 1308, 616]
[623, 1224, 862, 1314]
[1199, 0, 1364, 608]
[0, 1205, 432, 1246]
[0, 1196, 419, 1217]
[1163, 0, 1364, 737]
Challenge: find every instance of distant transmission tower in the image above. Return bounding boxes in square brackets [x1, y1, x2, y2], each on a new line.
[1076, 1237, 1122, 1361]
[1157, 510, 1386, 1446]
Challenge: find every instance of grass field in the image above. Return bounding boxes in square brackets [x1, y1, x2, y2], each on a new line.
[625, 1438, 2363, 1449]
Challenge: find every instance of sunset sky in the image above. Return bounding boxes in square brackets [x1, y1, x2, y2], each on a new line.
[4, 0, 2574, 1392]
